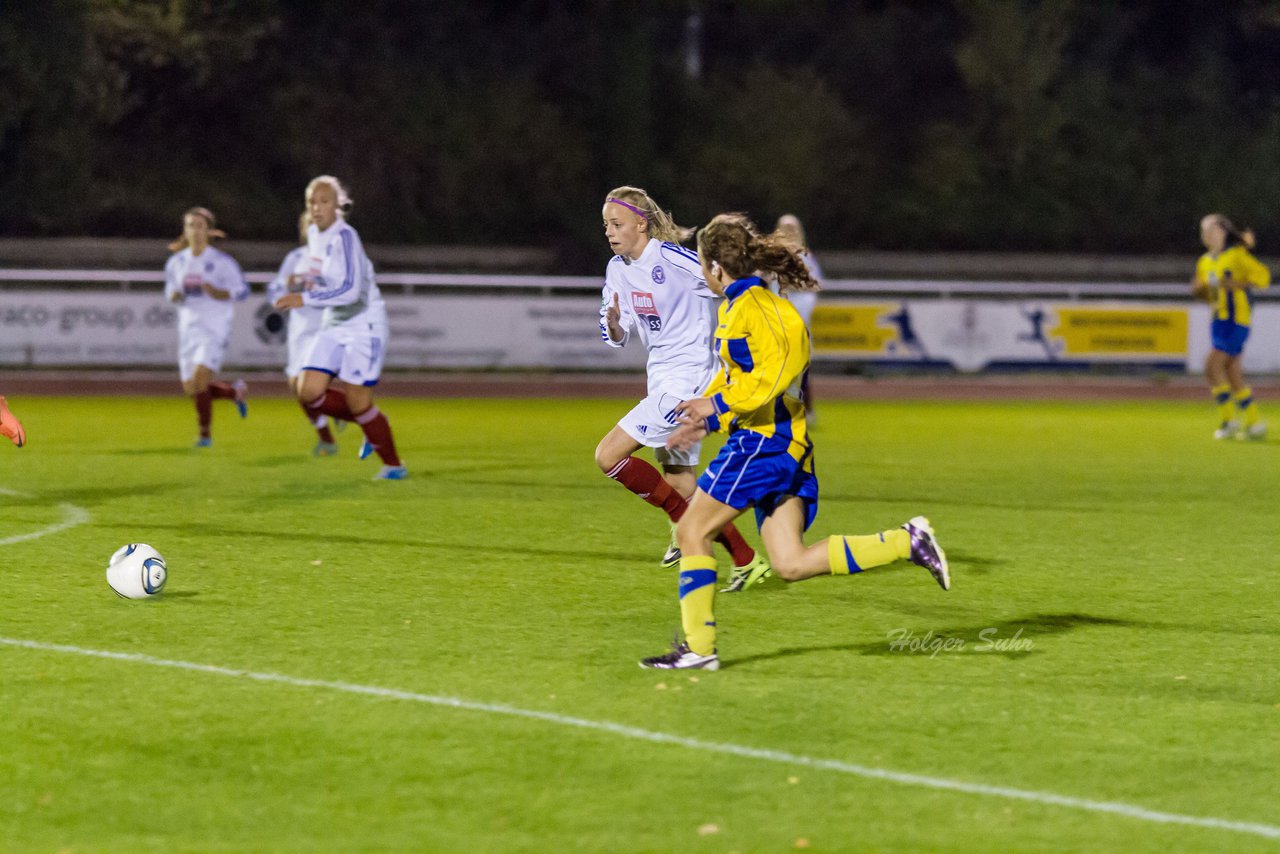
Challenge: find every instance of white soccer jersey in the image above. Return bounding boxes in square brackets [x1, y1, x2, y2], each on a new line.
[164, 246, 248, 334]
[786, 251, 823, 327]
[267, 246, 327, 377]
[599, 238, 717, 396]
[299, 218, 386, 328]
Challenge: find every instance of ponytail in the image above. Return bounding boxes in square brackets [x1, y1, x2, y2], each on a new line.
[697, 213, 820, 295]
[604, 185, 692, 244]
[1207, 213, 1258, 251]
[168, 206, 226, 252]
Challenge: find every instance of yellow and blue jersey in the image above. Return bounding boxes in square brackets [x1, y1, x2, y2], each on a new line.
[1195, 245, 1271, 327]
[703, 276, 812, 461]
[698, 275, 819, 529]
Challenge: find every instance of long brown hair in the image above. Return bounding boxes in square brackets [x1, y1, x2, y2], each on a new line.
[168, 206, 227, 252]
[696, 213, 820, 295]
[1205, 213, 1257, 250]
[604, 185, 692, 244]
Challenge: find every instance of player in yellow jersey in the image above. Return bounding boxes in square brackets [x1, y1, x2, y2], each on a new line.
[1191, 214, 1270, 440]
[639, 214, 949, 671]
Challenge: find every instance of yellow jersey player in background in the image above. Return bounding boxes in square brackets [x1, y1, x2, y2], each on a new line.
[1192, 214, 1271, 440]
[639, 214, 950, 671]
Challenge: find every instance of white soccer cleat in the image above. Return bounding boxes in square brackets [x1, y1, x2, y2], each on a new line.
[1213, 420, 1241, 440]
[1240, 422, 1267, 441]
[639, 640, 720, 671]
[902, 516, 951, 591]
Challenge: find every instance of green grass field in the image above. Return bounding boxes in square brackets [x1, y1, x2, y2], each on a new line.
[1, 393, 1276, 852]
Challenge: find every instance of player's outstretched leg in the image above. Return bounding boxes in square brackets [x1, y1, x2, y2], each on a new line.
[0, 396, 26, 447]
[826, 517, 950, 590]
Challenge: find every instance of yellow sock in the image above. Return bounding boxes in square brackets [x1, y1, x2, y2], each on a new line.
[678, 556, 718, 655]
[828, 529, 910, 574]
[1234, 387, 1261, 426]
[1212, 384, 1233, 423]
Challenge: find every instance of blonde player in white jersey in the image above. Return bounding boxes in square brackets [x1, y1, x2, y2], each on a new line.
[595, 186, 769, 591]
[267, 212, 341, 457]
[272, 176, 405, 480]
[163, 206, 250, 447]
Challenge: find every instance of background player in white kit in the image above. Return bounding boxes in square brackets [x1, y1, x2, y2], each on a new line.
[595, 185, 769, 591]
[163, 206, 249, 447]
[775, 214, 823, 422]
[266, 212, 339, 456]
[273, 176, 405, 480]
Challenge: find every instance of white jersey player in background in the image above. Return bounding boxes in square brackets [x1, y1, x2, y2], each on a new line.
[272, 175, 405, 480]
[775, 214, 823, 422]
[163, 206, 250, 447]
[266, 212, 340, 456]
[594, 185, 769, 591]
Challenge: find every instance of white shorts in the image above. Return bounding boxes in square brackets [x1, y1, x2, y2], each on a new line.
[618, 390, 701, 467]
[286, 323, 323, 379]
[301, 319, 388, 386]
[178, 324, 229, 382]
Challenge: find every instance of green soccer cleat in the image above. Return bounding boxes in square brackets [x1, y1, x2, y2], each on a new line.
[720, 554, 772, 592]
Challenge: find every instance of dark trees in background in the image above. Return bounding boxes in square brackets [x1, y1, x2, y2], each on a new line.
[2, 0, 1279, 267]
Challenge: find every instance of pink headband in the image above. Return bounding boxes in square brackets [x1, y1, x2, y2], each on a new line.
[607, 198, 649, 219]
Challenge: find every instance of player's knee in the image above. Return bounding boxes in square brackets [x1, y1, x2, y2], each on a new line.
[675, 517, 714, 553]
[772, 562, 807, 582]
[595, 446, 623, 475]
[765, 546, 807, 582]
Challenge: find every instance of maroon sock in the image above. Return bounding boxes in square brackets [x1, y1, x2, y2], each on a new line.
[305, 388, 356, 422]
[194, 391, 212, 438]
[298, 399, 340, 441]
[714, 524, 756, 568]
[605, 457, 688, 522]
[355, 405, 400, 465]
[208, 381, 235, 400]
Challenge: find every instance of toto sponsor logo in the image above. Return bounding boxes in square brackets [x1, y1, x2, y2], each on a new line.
[631, 291, 655, 311]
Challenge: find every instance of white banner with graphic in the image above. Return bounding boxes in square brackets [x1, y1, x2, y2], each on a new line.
[1, 290, 1277, 373]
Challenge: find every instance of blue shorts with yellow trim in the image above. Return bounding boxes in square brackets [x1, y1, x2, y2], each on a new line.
[1210, 319, 1249, 356]
[698, 430, 819, 531]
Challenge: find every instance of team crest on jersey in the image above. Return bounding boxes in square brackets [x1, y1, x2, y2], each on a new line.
[631, 291, 662, 332]
[651, 265, 666, 284]
[205, 261, 214, 272]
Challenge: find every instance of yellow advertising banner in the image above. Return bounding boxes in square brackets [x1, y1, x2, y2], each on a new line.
[811, 304, 901, 354]
[1047, 307, 1189, 357]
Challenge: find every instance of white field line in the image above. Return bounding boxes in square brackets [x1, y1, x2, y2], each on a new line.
[3, 636, 1278, 842]
[0, 486, 90, 546]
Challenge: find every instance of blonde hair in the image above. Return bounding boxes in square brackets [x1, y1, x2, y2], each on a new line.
[1205, 213, 1257, 250]
[307, 175, 353, 215]
[296, 211, 311, 244]
[697, 213, 820, 295]
[168, 206, 227, 252]
[775, 214, 808, 253]
[604, 185, 692, 244]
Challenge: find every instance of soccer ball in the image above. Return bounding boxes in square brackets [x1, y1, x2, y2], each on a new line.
[106, 544, 167, 599]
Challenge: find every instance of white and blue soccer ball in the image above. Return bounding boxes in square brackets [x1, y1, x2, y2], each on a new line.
[106, 544, 167, 599]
